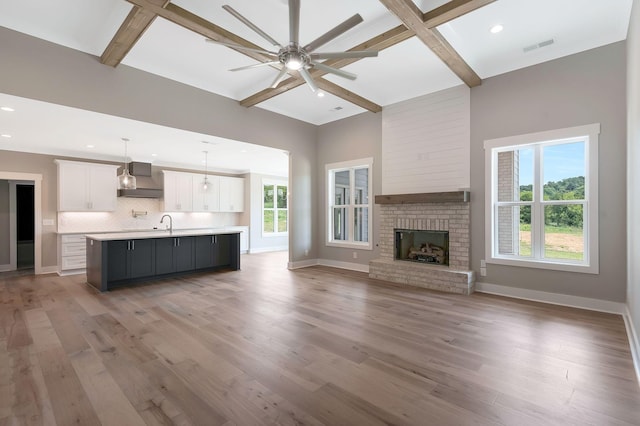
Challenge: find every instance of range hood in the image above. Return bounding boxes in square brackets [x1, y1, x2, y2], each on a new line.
[117, 162, 163, 198]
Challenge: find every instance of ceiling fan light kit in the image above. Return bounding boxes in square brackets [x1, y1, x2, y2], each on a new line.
[209, 1, 379, 93]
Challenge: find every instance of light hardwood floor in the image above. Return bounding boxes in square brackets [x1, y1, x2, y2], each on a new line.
[1, 251, 639, 425]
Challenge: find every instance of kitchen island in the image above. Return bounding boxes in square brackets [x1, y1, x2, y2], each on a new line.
[85, 229, 240, 291]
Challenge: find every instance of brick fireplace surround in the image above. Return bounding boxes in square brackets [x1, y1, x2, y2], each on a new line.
[369, 192, 475, 295]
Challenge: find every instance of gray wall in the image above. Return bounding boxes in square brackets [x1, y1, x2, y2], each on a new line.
[627, 0, 640, 342]
[470, 41, 628, 302]
[248, 173, 289, 252]
[0, 180, 9, 265]
[0, 26, 318, 265]
[317, 112, 382, 265]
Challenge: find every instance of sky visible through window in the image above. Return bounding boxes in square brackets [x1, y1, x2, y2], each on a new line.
[518, 141, 585, 185]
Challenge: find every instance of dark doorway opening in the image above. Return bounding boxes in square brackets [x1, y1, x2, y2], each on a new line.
[16, 184, 34, 270]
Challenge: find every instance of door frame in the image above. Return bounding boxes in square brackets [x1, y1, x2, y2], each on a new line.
[0, 172, 42, 274]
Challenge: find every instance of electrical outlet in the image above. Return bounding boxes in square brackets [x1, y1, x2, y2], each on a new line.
[352, 251, 358, 259]
[480, 267, 487, 277]
[480, 259, 486, 267]
[304, 249, 309, 256]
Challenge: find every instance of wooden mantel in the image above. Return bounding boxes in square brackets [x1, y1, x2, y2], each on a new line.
[374, 191, 470, 204]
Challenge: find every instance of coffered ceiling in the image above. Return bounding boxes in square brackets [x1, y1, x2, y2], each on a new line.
[0, 0, 633, 173]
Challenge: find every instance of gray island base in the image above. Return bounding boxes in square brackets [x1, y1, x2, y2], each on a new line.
[85, 230, 240, 291]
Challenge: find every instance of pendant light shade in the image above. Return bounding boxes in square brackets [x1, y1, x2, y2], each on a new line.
[202, 150, 211, 192]
[118, 138, 136, 190]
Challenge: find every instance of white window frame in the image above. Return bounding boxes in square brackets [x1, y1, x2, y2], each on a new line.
[484, 123, 599, 273]
[262, 179, 288, 237]
[326, 157, 373, 250]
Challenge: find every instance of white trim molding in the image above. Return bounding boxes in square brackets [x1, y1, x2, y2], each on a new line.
[288, 259, 319, 270]
[475, 282, 626, 314]
[0, 264, 12, 272]
[623, 306, 640, 386]
[0, 171, 43, 274]
[318, 259, 369, 273]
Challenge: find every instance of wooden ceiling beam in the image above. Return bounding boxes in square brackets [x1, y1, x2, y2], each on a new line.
[379, 0, 482, 87]
[423, 0, 497, 29]
[124, 0, 380, 112]
[101, 0, 170, 67]
[240, 24, 414, 108]
[316, 79, 382, 113]
[124, 0, 274, 64]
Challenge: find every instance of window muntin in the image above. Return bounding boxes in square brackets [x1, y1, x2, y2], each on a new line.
[326, 158, 373, 249]
[485, 124, 599, 273]
[263, 181, 288, 236]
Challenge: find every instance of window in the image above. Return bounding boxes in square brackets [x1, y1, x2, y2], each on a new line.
[326, 158, 373, 249]
[263, 181, 288, 236]
[484, 124, 599, 273]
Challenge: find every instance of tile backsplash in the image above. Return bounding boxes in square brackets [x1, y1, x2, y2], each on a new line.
[57, 197, 240, 233]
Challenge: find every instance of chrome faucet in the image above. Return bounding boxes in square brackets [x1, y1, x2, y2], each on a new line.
[160, 214, 173, 233]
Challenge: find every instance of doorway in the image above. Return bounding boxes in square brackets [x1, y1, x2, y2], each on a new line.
[0, 172, 42, 274]
[16, 184, 34, 270]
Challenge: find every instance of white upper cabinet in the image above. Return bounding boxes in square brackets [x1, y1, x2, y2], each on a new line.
[193, 174, 220, 212]
[162, 171, 193, 212]
[56, 160, 118, 211]
[219, 176, 245, 212]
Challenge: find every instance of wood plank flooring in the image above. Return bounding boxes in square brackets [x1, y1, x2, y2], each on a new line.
[1, 251, 639, 425]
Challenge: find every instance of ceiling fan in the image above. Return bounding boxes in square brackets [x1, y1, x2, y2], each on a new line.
[206, 0, 378, 93]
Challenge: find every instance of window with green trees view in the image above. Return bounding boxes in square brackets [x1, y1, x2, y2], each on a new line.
[484, 124, 599, 273]
[263, 182, 287, 235]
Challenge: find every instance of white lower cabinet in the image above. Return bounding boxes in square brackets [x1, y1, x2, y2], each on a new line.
[58, 234, 87, 275]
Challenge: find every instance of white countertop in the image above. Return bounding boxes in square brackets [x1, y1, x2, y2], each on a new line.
[85, 228, 241, 241]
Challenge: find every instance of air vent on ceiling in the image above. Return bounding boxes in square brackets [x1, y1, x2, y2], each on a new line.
[523, 38, 555, 53]
[331, 106, 344, 111]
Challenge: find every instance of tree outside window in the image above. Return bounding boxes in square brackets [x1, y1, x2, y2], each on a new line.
[484, 124, 599, 273]
[263, 182, 287, 235]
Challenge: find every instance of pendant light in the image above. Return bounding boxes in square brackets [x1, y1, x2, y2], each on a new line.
[118, 137, 136, 190]
[202, 150, 211, 192]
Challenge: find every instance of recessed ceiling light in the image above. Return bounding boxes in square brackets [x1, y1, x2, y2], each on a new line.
[317, 91, 325, 98]
[86, 144, 95, 148]
[1, 106, 15, 112]
[151, 153, 157, 157]
[490, 24, 504, 34]
[241, 149, 248, 153]
[1, 134, 12, 138]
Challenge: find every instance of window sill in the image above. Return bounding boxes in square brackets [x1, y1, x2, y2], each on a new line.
[487, 256, 598, 274]
[262, 232, 288, 238]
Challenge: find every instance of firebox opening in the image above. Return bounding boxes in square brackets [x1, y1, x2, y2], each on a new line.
[395, 229, 449, 265]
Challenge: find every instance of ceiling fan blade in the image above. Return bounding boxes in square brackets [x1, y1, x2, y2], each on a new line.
[299, 67, 318, 93]
[230, 61, 281, 72]
[309, 50, 378, 60]
[289, 0, 300, 45]
[304, 14, 363, 53]
[310, 61, 357, 80]
[205, 39, 277, 56]
[270, 67, 288, 89]
[222, 5, 282, 48]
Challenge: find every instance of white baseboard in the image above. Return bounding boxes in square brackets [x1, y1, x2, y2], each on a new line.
[288, 259, 319, 269]
[39, 266, 59, 275]
[318, 258, 370, 273]
[0, 264, 12, 272]
[249, 246, 288, 254]
[623, 306, 640, 385]
[475, 282, 626, 314]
